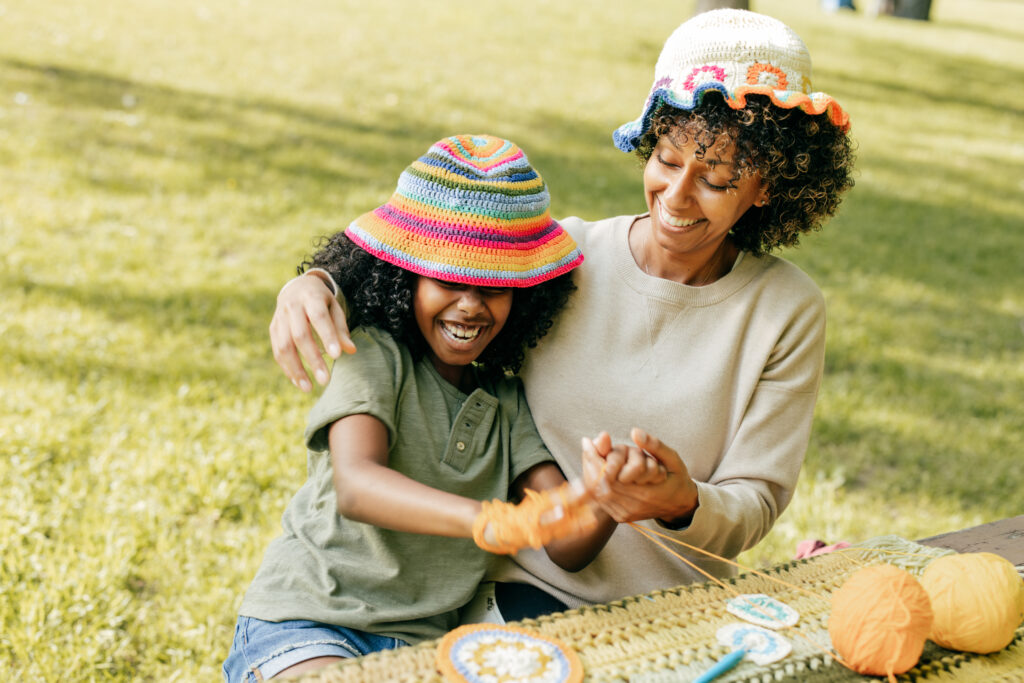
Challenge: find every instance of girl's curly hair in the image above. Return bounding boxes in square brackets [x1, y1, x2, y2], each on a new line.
[634, 93, 855, 256]
[299, 233, 577, 381]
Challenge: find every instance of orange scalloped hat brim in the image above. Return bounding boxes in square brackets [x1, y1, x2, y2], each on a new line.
[728, 85, 850, 132]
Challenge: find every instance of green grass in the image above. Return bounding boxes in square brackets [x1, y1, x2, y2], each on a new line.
[2, 0, 1022, 679]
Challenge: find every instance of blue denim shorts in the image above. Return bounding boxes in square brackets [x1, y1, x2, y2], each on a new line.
[222, 616, 407, 682]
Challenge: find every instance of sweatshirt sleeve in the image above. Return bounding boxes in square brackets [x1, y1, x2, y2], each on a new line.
[670, 281, 826, 558]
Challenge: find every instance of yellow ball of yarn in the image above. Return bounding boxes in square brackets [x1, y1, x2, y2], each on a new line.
[829, 564, 933, 679]
[920, 552, 1024, 654]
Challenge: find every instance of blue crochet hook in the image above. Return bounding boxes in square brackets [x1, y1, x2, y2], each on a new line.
[693, 646, 747, 683]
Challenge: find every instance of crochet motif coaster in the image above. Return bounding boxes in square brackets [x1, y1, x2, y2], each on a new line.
[300, 537, 1024, 682]
[436, 624, 583, 683]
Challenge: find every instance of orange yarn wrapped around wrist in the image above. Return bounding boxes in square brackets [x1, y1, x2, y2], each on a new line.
[473, 483, 596, 554]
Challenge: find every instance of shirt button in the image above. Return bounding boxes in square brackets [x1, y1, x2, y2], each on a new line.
[456, 441, 466, 451]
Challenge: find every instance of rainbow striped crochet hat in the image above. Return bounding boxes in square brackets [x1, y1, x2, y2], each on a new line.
[613, 9, 850, 152]
[345, 134, 583, 288]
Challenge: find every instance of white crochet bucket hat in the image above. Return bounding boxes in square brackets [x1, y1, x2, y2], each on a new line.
[613, 9, 850, 152]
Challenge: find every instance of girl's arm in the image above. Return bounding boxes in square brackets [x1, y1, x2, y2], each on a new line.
[513, 463, 618, 573]
[329, 412, 613, 565]
[329, 414, 481, 537]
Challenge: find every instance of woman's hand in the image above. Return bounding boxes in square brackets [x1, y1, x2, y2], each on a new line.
[269, 273, 356, 392]
[582, 428, 699, 525]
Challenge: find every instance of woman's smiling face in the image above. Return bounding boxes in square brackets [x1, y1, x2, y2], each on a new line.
[413, 277, 513, 388]
[643, 132, 766, 259]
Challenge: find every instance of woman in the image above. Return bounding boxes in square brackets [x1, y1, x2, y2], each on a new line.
[268, 9, 854, 611]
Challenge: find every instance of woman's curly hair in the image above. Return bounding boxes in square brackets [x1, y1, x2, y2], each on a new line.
[299, 233, 576, 381]
[634, 93, 855, 256]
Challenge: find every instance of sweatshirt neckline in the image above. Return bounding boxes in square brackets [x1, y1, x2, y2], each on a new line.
[613, 214, 760, 306]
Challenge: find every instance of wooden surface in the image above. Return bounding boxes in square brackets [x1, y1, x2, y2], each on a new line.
[918, 514, 1024, 569]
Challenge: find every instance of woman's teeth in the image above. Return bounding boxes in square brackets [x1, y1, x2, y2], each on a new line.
[441, 321, 482, 341]
[658, 201, 700, 227]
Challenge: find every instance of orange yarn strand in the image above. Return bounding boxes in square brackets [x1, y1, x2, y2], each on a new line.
[627, 523, 827, 603]
[628, 523, 852, 669]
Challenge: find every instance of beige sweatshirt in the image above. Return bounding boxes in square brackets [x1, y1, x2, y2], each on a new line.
[490, 214, 826, 607]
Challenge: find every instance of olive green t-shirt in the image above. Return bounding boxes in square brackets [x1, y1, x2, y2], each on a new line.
[240, 326, 553, 643]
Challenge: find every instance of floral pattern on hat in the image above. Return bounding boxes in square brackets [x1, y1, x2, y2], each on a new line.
[614, 9, 850, 152]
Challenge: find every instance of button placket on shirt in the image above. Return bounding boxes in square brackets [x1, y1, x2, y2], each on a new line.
[443, 390, 496, 472]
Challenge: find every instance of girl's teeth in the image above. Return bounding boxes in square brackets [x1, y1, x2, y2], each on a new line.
[442, 322, 481, 340]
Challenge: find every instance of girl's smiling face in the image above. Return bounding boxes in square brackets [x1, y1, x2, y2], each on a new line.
[643, 132, 767, 261]
[413, 277, 513, 389]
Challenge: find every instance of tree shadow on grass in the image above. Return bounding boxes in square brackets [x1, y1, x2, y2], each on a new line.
[3, 54, 649, 223]
[803, 184, 1024, 300]
[933, 19, 1024, 45]
[809, 408, 1021, 519]
[800, 180, 1023, 518]
[4, 275, 279, 391]
[818, 44, 1024, 119]
[1, 56, 453, 200]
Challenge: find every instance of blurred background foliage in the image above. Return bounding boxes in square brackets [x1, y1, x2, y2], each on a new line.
[1, 0, 1021, 678]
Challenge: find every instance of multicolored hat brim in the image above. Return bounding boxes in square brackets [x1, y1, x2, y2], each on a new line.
[346, 220, 583, 288]
[345, 134, 583, 288]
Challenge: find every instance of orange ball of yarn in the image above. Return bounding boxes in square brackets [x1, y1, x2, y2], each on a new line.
[920, 552, 1024, 653]
[829, 564, 933, 680]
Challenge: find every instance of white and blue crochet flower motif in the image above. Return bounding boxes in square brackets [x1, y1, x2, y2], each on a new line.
[447, 628, 575, 683]
[725, 593, 800, 629]
[716, 623, 792, 666]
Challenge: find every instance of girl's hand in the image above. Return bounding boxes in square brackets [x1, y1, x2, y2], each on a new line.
[507, 463, 617, 571]
[270, 273, 355, 391]
[476, 481, 599, 555]
[582, 428, 698, 525]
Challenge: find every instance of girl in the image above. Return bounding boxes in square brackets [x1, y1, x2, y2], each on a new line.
[224, 135, 615, 681]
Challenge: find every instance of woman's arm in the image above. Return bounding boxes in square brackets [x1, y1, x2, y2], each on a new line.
[328, 413, 481, 536]
[270, 271, 355, 392]
[512, 463, 618, 572]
